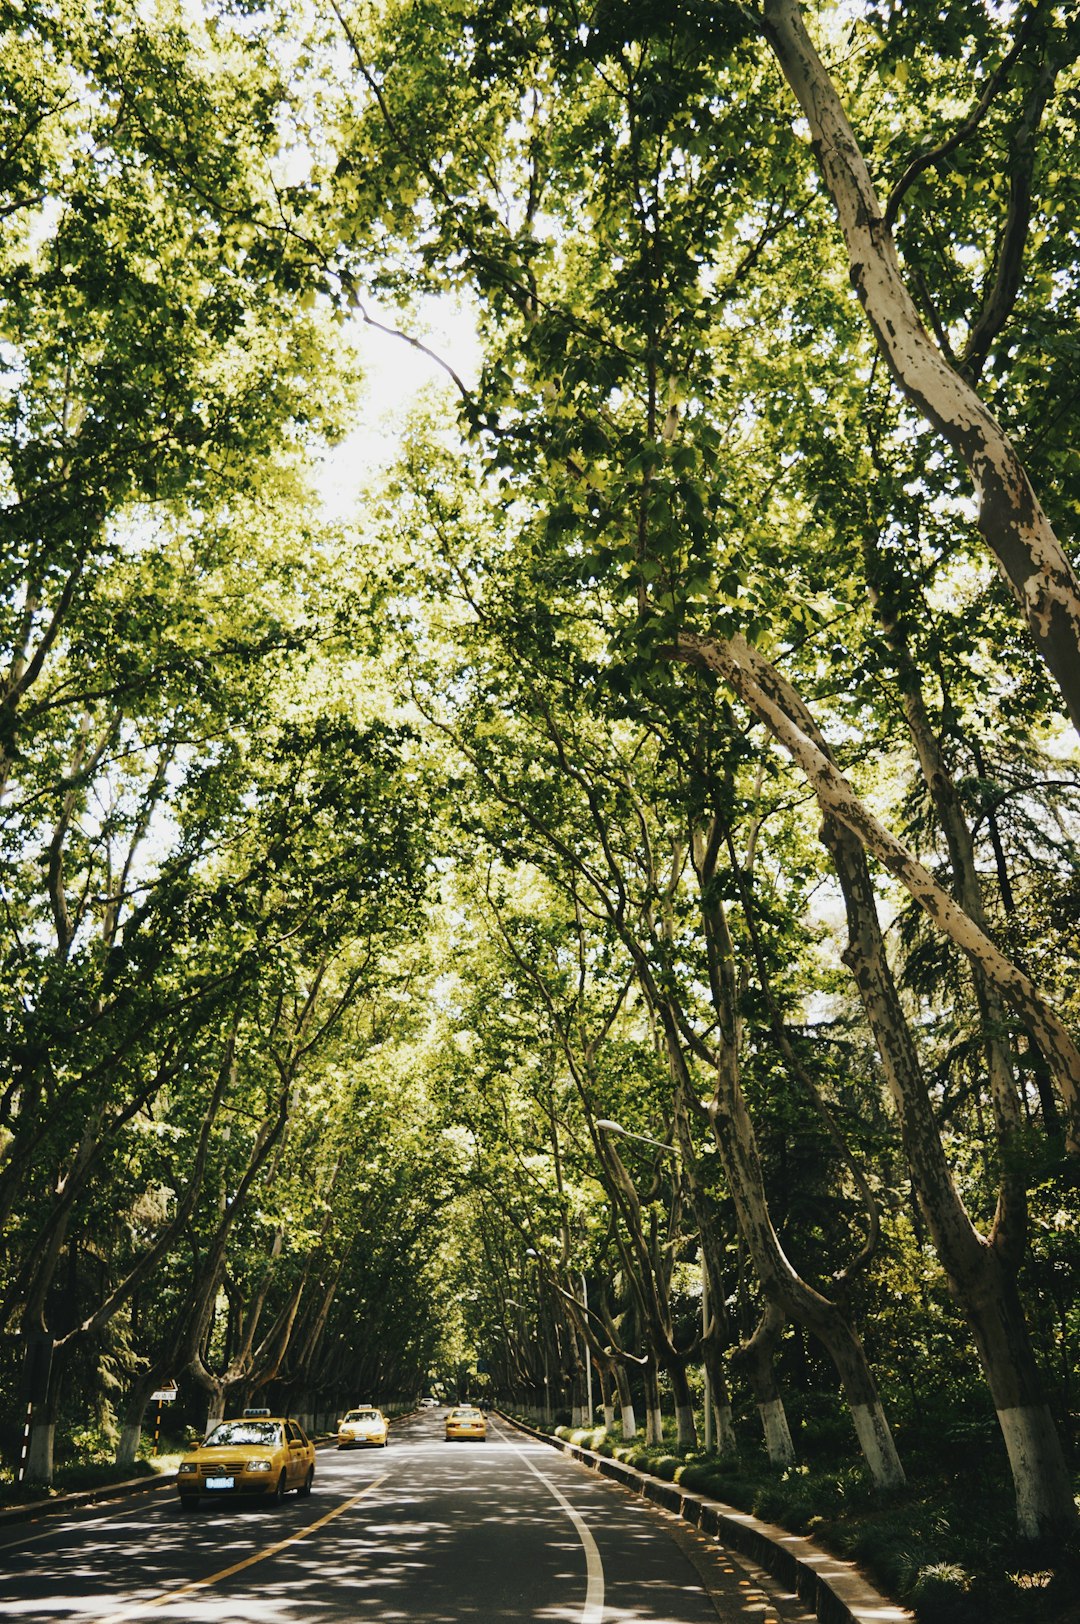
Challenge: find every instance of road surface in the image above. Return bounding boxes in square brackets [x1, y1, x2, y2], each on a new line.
[0, 1409, 816, 1622]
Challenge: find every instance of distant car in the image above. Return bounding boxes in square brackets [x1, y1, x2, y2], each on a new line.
[418, 1397, 438, 1409]
[445, 1405, 487, 1441]
[176, 1417, 314, 1509]
[338, 1406, 389, 1447]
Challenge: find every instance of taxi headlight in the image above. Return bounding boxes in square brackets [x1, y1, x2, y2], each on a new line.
[178, 1462, 198, 1475]
[246, 1459, 274, 1472]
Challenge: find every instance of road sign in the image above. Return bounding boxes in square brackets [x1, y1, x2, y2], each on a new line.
[150, 1384, 177, 1402]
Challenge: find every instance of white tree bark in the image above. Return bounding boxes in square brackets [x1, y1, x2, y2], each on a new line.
[675, 1400, 697, 1450]
[675, 628, 1080, 1151]
[759, 1399, 796, 1468]
[26, 1421, 55, 1485]
[761, 0, 1080, 739]
[204, 1389, 226, 1436]
[998, 1405, 1078, 1541]
[851, 1403, 903, 1491]
[115, 1420, 143, 1472]
[820, 805, 1077, 1535]
[715, 1399, 738, 1458]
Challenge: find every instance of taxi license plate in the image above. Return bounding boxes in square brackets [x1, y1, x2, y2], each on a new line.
[206, 1476, 234, 1489]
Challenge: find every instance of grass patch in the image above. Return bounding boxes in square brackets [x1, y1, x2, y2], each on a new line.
[0, 1454, 163, 1507]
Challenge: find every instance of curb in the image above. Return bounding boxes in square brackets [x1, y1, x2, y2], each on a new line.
[0, 1472, 174, 1528]
[500, 1414, 914, 1624]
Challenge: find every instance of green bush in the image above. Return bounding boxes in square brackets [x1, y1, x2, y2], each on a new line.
[908, 1564, 978, 1624]
[576, 1424, 1080, 1624]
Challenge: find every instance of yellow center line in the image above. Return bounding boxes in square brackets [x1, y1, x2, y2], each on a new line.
[91, 1476, 389, 1624]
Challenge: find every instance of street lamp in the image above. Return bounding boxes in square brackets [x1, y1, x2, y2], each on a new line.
[595, 1119, 671, 1151]
[580, 1272, 594, 1425]
[595, 1117, 714, 1450]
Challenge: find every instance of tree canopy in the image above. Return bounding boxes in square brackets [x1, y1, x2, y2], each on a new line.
[2, 0, 1079, 1590]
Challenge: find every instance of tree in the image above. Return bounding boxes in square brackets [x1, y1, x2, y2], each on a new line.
[318, 0, 1079, 1535]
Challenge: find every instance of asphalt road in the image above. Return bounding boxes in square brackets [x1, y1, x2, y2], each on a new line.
[0, 1410, 816, 1623]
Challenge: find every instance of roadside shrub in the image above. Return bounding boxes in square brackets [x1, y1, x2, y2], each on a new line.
[908, 1563, 979, 1624]
[678, 1462, 755, 1513]
[61, 1425, 117, 1468]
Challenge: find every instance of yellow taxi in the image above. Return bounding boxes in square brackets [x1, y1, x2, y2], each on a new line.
[445, 1404, 487, 1441]
[337, 1405, 389, 1448]
[175, 1413, 315, 1509]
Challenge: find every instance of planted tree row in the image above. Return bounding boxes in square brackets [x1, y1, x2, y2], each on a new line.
[1, 0, 1078, 1550]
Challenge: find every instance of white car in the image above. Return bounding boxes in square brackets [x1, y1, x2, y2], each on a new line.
[337, 1406, 388, 1447]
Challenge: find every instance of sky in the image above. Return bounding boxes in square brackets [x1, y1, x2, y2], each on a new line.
[319, 296, 481, 520]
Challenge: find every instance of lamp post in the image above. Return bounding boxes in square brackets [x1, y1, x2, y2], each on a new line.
[525, 1248, 553, 1426]
[595, 1118, 713, 1451]
[580, 1272, 594, 1424]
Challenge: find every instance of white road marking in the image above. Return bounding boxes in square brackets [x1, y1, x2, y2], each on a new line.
[0, 1488, 174, 1552]
[492, 1420, 604, 1624]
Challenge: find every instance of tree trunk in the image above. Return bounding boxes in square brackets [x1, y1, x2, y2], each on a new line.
[202, 1380, 227, 1436]
[704, 1350, 738, 1458]
[26, 1412, 56, 1486]
[709, 1064, 905, 1488]
[760, 0, 1080, 741]
[966, 1260, 1078, 1541]
[594, 1353, 616, 1432]
[673, 1094, 738, 1457]
[866, 544, 1030, 1224]
[116, 1418, 144, 1473]
[672, 628, 1080, 1152]
[115, 1371, 164, 1470]
[25, 1354, 64, 1487]
[668, 1359, 698, 1451]
[823, 811, 1077, 1536]
[613, 1362, 636, 1440]
[661, 873, 904, 1488]
[712, 1394, 737, 1459]
[732, 1302, 796, 1468]
[644, 1358, 663, 1446]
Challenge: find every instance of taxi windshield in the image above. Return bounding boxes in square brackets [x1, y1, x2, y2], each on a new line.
[204, 1421, 279, 1448]
[345, 1410, 380, 1421]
